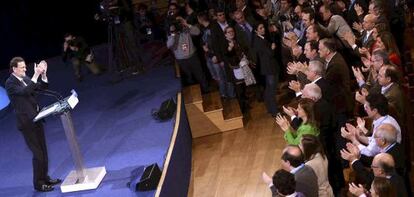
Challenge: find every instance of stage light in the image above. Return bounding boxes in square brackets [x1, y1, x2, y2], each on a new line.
[0, 86, 10, 110]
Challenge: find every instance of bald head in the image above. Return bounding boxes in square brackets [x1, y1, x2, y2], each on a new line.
[363, 14, 376, 31]
[281, 145, 304, 167]
[372, 153, 395, 177]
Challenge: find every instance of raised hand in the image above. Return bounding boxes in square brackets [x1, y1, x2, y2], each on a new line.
[275, 114, 290, 132]
[286, 62, 297, 75]
[352, 22, 363, 32]
[356, 117, 368, 134]
[288, 80, 301, 93]
[355, 90, 367, 104]
[352, 66, 365, 84]
[282, 106, 297, 117]
[354, 4, 364, 16]
[262, 172, 272, 185]
[348, 182, 365, 196]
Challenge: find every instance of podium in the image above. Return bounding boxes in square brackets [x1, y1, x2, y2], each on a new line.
[34, 90, 106, 193]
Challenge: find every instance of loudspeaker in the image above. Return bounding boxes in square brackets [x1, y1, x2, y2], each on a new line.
[131, 163, 162, 191]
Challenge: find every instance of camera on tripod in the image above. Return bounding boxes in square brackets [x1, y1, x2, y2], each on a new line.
[96, 0, 121, 23]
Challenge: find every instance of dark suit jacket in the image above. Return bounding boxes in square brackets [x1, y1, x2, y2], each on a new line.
[360, 143, 406, 177]
[325, 53, 353, 115]
[383, 83, 405, 121]
[314, 77, 333, 103]
[210, 21, 230, 62]
[5, 74, 48, 130]
[251, 34, 278, 75]
[352, 160, 407, 197]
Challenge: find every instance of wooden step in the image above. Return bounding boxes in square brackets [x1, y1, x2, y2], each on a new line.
[202, 91, 223, 113]
[182, 84, 202, 104]
[222, 98, 243, 120]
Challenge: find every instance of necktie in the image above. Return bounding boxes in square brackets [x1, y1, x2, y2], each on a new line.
[21, 79, 27, 86]
[242, 23, 252, 43]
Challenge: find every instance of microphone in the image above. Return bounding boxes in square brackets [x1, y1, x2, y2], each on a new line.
[40, 89, 64, 100]
[36, 90, 62, 102]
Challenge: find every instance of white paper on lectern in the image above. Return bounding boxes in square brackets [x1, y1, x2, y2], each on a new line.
[67, 94, 79, 109]
[35, 103, 58, 120]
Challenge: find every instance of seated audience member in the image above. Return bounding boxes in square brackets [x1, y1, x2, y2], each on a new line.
[341, 93, 401, 157]
[340, 149, 407, 196]
[272, 169, 305, 197]
[263, 145, 318, 197]
[300, 134, 334, 196]
[349, 177, 397, 197]
[275, 98, 319, 145]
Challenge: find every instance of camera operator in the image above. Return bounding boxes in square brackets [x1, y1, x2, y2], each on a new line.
[62, 33, 103, 82]
[166, 15, 209, 93]
[96, 0, 144, 81]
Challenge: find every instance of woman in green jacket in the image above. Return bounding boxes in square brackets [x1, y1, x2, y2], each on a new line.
[275, 98, 319, 145]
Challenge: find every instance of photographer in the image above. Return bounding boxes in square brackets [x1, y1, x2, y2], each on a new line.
[62, 33, 103, 82]
[166, 16, 208, 93]
[96, 0, 144, 80]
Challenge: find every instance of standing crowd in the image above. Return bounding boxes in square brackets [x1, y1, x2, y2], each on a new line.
[162, 0, 413, 196]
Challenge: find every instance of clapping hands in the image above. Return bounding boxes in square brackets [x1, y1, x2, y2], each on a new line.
[340, 142, 360, 162]
[275, 114, 291, 132]
[34, 60, 47, 75]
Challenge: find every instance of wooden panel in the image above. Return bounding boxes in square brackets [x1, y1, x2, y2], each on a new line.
[222, 98, 242, 120]
[190, 102, 284, 197]
[185, 103, 221, 138]
[183, 84, 202, 104]
[202, 91, 223, 113]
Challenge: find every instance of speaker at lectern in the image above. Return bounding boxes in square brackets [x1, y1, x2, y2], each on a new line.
[34, 89, 106, 193]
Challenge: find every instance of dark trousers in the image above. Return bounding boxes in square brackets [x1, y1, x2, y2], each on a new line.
[177, 54, 209, 93]
[264, 74, 278, 115]
[20, 122, 49, 188]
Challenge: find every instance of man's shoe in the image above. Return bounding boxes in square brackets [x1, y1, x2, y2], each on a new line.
[47, 178, 62, 186]
[35, 184, 54, 192]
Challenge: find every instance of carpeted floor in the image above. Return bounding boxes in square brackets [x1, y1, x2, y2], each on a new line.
[0, 44, 180, 196]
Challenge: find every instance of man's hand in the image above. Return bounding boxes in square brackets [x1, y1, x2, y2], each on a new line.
[340, 143, 360, 162]
[212, 56, 218, 64]
[352, 22, 363, 32]
[288, 80, 301, 93]
[354, 4, 364, 16]
[352, 66, 365, 84]
[355, 90, 367, 104]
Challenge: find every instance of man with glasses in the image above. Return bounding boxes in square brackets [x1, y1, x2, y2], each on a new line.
[341, 148, 408, 196]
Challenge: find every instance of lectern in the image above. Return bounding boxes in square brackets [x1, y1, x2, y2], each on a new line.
[34, 90, 106, 193]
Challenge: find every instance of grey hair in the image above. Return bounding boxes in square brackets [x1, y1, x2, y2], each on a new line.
[308, 60, 325, 76]
[303, 83, 322, 100]
[376, 123, 397, 144]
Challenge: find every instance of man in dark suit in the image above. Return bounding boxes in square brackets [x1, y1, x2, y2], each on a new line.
[341, 148, 408, 196]
[251, 23, 279, 116]
[5, 57, 61, 192]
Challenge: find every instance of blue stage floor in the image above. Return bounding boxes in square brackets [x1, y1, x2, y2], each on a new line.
[0, 54, 181, 196]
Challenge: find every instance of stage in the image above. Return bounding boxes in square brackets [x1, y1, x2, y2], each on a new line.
[0, 45, 192, 196]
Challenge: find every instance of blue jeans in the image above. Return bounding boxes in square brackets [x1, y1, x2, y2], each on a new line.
[206, 58, 234, 97]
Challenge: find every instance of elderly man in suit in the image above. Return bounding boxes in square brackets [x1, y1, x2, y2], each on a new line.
[5, 57, 61, 192]
[341, 146, 408, 196]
